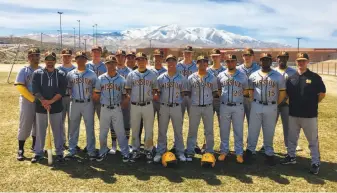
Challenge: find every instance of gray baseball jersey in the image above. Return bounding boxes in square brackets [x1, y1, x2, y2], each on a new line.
[150, 66, 167, 77]
[86, 61, 107, 77]
[237, 63, 260, 78]
[95, 73, 126, 106]
[275, 67, 297, 81]
[176, 61, 198, 78]
[126, 69, 158, 103]
[67, 69, 97, 100]
[207, 66, 226, 77]
[188, 72, 218, 105]
[157, 72, 188, 104]
[117, 66, 132, 79]
[248, 70, 286, 103]
[15, 66, 41, 92]
[218, 70, 249, 103]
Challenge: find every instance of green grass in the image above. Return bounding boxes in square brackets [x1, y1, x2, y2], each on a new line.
[1, 72, 337, 191]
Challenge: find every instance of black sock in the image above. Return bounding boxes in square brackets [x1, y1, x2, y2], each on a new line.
[19, 140, 25, 151]
[110, 130, 117, 141]
[32, 136, 36, 149]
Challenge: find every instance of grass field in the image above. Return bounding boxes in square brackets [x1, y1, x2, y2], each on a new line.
[1, 72, 336, 192]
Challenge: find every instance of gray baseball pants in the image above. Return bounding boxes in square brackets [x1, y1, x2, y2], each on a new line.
[18, 96, 36, 140]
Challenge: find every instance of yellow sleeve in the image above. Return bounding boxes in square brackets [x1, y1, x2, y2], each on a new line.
[16, 85, 35, 102]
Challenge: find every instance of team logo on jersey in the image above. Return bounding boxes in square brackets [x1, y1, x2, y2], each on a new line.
[306, 79, 312, 84]
[192, 81, 212, 88]
[101, 83, 121, 91]
[71, 78, 93, 85]
[160, 82, 181, 89]
[133, 79, 152, 86]
[181, 70, 193, 77]
[221, 80, 242, 87]
[253, 79, 276, 88]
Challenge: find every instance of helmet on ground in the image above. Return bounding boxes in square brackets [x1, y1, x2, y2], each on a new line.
[162, 152, 177, 167]
[201, 153, 216, 168]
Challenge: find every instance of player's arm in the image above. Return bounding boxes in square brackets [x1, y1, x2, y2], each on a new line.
[14, 69, 35, 102]
[32, 71, 44, 102]
[277, 75, 287, 105]
[277, 90, 287, 105]
[316, 75, 326, 103]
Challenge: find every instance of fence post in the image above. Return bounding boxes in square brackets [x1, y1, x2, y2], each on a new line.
[328, 63, 330, 75]
[335, 63, 336, 76]
[322, 62, 323, 74]
[317, 62, 318, 73]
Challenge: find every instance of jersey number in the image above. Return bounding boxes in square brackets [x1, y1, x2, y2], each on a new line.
[268, 90, 275, 97]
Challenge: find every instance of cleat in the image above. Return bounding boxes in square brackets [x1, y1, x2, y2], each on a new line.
[109, 141, 117, 155]
[244, 149, 254, 163]
[178, 154, 186, 162]
[122, 154, 131, 163]
[186, 154, 193, 162]
[75, 146, 81, 151]
[280, 155, 296, 165]
[259, 146, 265, 154]
[296, 146, 303, 151]
[170, 145, 176, 153]
[154, 154, 161, 163]
[309, 163, 320, 175]
[31, 155, 43, 163]
[218, 153, 227, 161]
[236, 155, 244, 164]
[146, 151, 153, 164]
[64, 153, 76, 160]
[194, 145, 202, 155]
[265, 155, 276, 166]
[89, 154, 97, 161]
[128, 145, 133, 153]
[83, 146, 88, 153]
[63, 144, 69, 150]
[130, 151, 140, 163]
[96, 150, 109, 162]
[17, 150, 24, 161]
[56, 155, 65, 162]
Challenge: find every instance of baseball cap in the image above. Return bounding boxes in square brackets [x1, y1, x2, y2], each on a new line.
[153, 49, 163, 56]
[183, 46, 194, 52]
[277, 51, 289, 58]
[61, 48, 72, 55]
[91, 45, 102, 52]
[135, 52, 147, 60]
[196, 55, 209, 62]
[44, 51, 56, 61]
[165, 54, 177, 62]
[225, 54, 238, 61]
[75, 51, 88, 60]
[115, 49, 126, 56]
[210, 49, 221, 56]
[105, 55, 118, 64]
[260, 53, 272, 59]
[126, 51, 136, 57]
[242, 48, 254, 56]
[28, 47, 41, 56]
[296, 52, 309, 61]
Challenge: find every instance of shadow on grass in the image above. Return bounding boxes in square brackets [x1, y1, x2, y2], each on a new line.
[37, 150, 337, 186]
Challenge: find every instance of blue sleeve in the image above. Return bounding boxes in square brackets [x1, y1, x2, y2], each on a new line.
[15, 68, 26, 85]
[152, 74, 158, 90]
[126, 73, 132, 89]
[95, 77, 101, 92]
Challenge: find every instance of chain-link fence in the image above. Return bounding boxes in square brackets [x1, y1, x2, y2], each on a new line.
[309, 62, 337, 76]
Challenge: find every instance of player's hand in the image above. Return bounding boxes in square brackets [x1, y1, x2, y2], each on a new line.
[153, 94, 159, 101]
[121, 98, 130, 109]
[43, 104, 51, 111]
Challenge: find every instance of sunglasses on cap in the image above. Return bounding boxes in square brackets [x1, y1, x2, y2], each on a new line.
[45, 56, 56, 61]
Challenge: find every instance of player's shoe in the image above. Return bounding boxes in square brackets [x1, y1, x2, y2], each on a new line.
[218, 153, 227, 161]
[56, 155, 65, 162]
[178, 154, 187, 162]
[170, 145, 176, 153]
[83, 146, 88, 153]
[244, 149, 254, 163]
[75, 146, 81, 152]
[280, 155, 296, 165]
[309, 163, 320, 175]
[17, 150, 24, 161]
[31, 155, 43, 163]
[96, 150, 109, 162]
[146, 151, 154, 164]
[63, 144, 69, 150]
[122, 154, 131, 163]
[259, 146, 265, 154]
[89, 153, 97, 161]
[201, 144, 206, 154]
[108, 141, 117, 155]
[236, 155, 244, 164]
[265, 155, 276, 166]
[128, 145, 133, 153]
[64, 152, 76, 160]
[194, 145, 202, 155]
[186, 154, 194, 162]
[130, 151, 140, 163]
[154, 154, 161, 163]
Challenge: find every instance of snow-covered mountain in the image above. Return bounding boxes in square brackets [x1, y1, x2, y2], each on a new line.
[23, 24, 289, 50]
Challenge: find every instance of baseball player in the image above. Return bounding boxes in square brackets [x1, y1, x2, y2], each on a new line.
[175, 46, 200, 153]
[85, 45, 106, 152]
[237, 48, 260, 126]
[185, 56, 218, 162]
[246, 53, 286, 166]
[126, 52, 159, 163]
[14, 47, 41, 161]
[65, 51, 97, 161]
[31, 51, 67, 163]
[95, 55, 131, 162]
[57, 48, 76, 149]
[150, 49, 167, 124]
[154, 54, 187, 163]
[108, 49, 132, 154]
[217, 54, 248, 164]
[126, 51, 137, 70]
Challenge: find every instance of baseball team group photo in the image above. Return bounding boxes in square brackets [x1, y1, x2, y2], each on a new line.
[1, 0, 337, 192]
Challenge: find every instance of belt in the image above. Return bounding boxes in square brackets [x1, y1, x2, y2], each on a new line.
[196, 104, 212, 107]
[221, 102, 242, 106]
[102, 104, 120, 109]
[131, 101, 151, 106]
[73, 99, 91, 103]
[64, 95, 70, 97]
[161, 103, 180, 107]
[254, 99, 276, 105]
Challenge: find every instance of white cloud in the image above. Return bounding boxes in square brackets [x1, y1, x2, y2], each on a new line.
[0, 0, 336, 47]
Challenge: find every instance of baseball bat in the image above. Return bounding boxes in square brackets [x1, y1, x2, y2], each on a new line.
[46, 110, 53, 165]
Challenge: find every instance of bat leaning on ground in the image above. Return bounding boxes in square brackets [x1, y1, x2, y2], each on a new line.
[46, 110, 53, 165]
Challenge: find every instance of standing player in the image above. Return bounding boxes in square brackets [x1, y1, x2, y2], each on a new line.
[95, 55, 130, 162]
[126, 51, 137, 70]
[14, 48, 41, 161]
[237, 48, 260, 126]
[66, 51, 97, 160]
[246, 53, 286, 166]
[154, 55, 187, 163]
[57, 48, 76, 149]
[31, 51, 67, 163]
[217, 54, 248, 164]
[126, 52, 159, 163]
[185, 56, 218, 161]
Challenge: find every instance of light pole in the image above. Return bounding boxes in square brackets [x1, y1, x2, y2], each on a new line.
[149, 39, 152, 48]
[83, 38, 87, 52]
[296, 37, 302, 53]
[77, 20, 81, 49]
[73, 27, 76, 50]
[57, 30, 61, 48]
[95, 24, 98, 45]
[92, 25, 95, 45]
[40, 32, 44, 49]
[57, 11, 63, 50]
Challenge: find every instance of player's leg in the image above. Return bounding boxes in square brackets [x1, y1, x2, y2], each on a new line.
[98, 107, 112, 158]
[155, 105, 170, 162]
[243, 98, 251, 125]
[109, 124, 117, 154]
[143, 104, 155, 163]
[122, 104, 131, 152]
[49, 112, 64, 162]
[280, 105, 291, 148]
[61, 96, 69, 146]
[186, 106, 201, 160]
[202, 105, 214, 154]
[246, 103, 263, 155]
[130, 105, 142, 159]
[301, 118, 320, 166]
[82, 102, 96, 159]
[232, 105, 245, 163]
[171, 105, 185, 160]
[281, 116, 301, 165]
[111, 107, 130, 162]
[218, 104, 231, 161]
[32, 113, 47, 163]
[67, 102, 82, 156]
[261, 105, 278, 157]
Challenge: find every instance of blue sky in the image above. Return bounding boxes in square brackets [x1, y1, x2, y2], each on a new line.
[0, 0, 336, 48]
